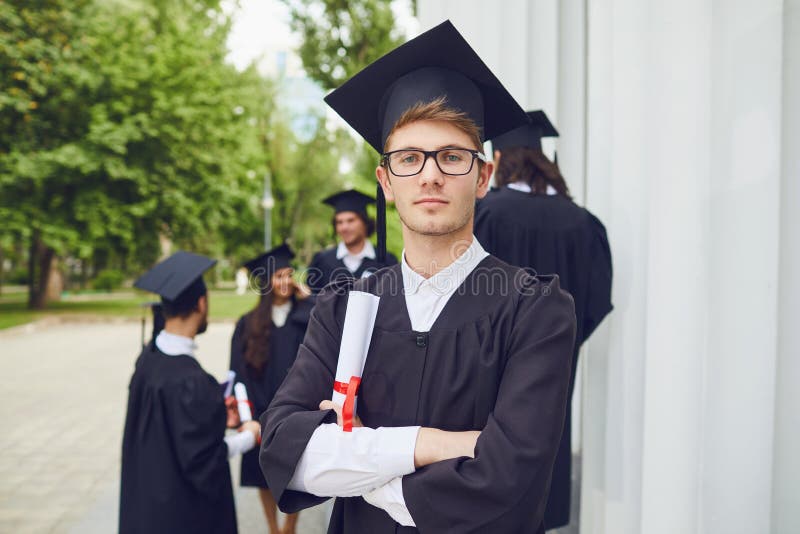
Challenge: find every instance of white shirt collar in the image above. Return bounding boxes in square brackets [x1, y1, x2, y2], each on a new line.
[272, 301, 292, 328]
[401, 237, 488, 296]
[336, 240, 376, 260]
[155, 330, 197, 357]
[507, 182, 558, 195]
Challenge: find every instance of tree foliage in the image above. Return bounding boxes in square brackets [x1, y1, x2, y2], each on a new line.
[0, 0, 412, 307]
[280, 0, 409, 258]
[281, 0, 406, 91]
[0, 0, 269, 306]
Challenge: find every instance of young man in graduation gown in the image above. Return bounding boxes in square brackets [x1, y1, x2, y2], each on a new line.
[259, 21, 577, 534]
[119, 251, 261, 534]
[474, 111, 614, 529]
[306, 189, 398, 293]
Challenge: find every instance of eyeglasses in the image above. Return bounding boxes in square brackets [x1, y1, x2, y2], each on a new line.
[382, 148, 487, 177]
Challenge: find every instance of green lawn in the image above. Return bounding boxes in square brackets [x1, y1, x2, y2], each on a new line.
[0, 288, 259, 330]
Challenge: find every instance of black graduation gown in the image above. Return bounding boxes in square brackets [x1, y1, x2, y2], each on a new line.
[259, 257, 576, 533]
[306, 245, 398, 294]
[475, 187, 614, 528]
[119, 343, 236, 534]
[229, 298, 313, 487]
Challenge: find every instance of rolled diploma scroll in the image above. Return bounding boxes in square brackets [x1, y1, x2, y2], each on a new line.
[234, 382, 253, 422]
[223, 370, 236, 398]
[331, 290, 380, 431]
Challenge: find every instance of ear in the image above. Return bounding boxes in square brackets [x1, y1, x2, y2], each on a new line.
[197, 294, 208, 315]
[376, 165, 395, 202]
[476, 160, 493, 200]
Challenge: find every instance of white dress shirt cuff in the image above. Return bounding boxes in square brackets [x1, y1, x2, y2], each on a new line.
[224, 430, 256, 459]
[363, 477, 416, 527]
[287, 423, 419, 497]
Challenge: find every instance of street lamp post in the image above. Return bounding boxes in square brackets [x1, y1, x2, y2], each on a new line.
[262, 172, 275, 250]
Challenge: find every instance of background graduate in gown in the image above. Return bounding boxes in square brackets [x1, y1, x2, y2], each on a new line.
[259, 21, 577, 534]
[475, 110, 614, 529]
[229, 243, 313, 534]
[119, 251, 261, 534]
[306, 189, 397, 293]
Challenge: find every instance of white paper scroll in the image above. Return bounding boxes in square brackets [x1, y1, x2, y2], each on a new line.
[234, 382, 252, 422]
[222, 370, 236, 398]
[331, 290, 380, 411]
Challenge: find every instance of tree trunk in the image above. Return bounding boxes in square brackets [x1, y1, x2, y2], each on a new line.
[0, 245, 4, 296]
[28, 232, 55, 309]
[46, 256, 63, 302]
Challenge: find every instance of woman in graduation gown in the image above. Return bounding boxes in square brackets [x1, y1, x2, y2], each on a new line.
[475, 111, 614, 529]
[230, 243, 314, 534]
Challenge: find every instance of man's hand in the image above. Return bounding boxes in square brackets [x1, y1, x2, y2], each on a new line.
[319, 400, 364, 428]
[239, 420, 261, 443]
[225, 396, 240, 428]
[413, 428, 481, 468]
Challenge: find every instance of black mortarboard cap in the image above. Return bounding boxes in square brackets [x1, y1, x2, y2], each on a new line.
[322, 190, 375, 216]
[324, 20, 527, 262]
[324, 20, 527, 154]
[134, 251, 216, 302]
[243, 243, 295, 281]
[491, 110, 559, 152]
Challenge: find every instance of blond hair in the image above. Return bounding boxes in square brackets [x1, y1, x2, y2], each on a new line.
[382, 96, 483, 153]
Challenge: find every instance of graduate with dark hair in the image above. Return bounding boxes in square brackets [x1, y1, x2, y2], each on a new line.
[229, 244, 314, 534]
[119, 252, 261, 534]
[259, 21, 576, 534]
[475, 110, 614, 529]
[306, 189, 398, 293]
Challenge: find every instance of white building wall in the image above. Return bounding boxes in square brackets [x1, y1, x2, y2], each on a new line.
[772, 1, 800, 533]
[417, 2, 798, 533]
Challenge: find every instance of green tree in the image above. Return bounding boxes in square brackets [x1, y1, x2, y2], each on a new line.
[0, 0, 271, 308]
[281, 0, 406, 90]
[279, 0, 409, 260]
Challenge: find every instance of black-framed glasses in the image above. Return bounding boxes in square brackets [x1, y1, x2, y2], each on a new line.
[382, 148, 487, 177]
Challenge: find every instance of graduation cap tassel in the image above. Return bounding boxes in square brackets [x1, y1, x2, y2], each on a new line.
[376, 183, 387, 264]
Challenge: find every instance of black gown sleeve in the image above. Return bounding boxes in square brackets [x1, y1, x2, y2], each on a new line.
[164, 372, 230, 501]
[582, 215, 613, 342]
[258, 283, 348, 512]
[402, 276, 577, 532]
[384, 251, 399, 266]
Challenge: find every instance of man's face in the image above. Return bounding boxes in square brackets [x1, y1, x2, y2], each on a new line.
[376, 120, 492, 238]
[334, 211, 367, 246]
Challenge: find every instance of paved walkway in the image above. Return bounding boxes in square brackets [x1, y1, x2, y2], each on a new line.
[0, 319, 581, 534]
[0, 320, 329, 534]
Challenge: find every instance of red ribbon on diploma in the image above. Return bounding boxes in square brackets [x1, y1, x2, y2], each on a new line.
[333, 376, 361, 432]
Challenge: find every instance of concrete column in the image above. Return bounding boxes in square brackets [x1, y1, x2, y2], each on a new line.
[525, 0, 559, 158]
[557, 0, 587, 204]
[771, 1, 800, 532]
[581, 0, 650, 532]
[701, 2, 784, 532]
[638, 0, 712, 531]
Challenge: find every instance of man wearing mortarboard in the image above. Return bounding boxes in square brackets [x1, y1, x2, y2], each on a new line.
[119, 252, 261, 534]
[475, 111, 614, 530]
[259, 21, 576, 533]
[306, 189, 399, 294]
